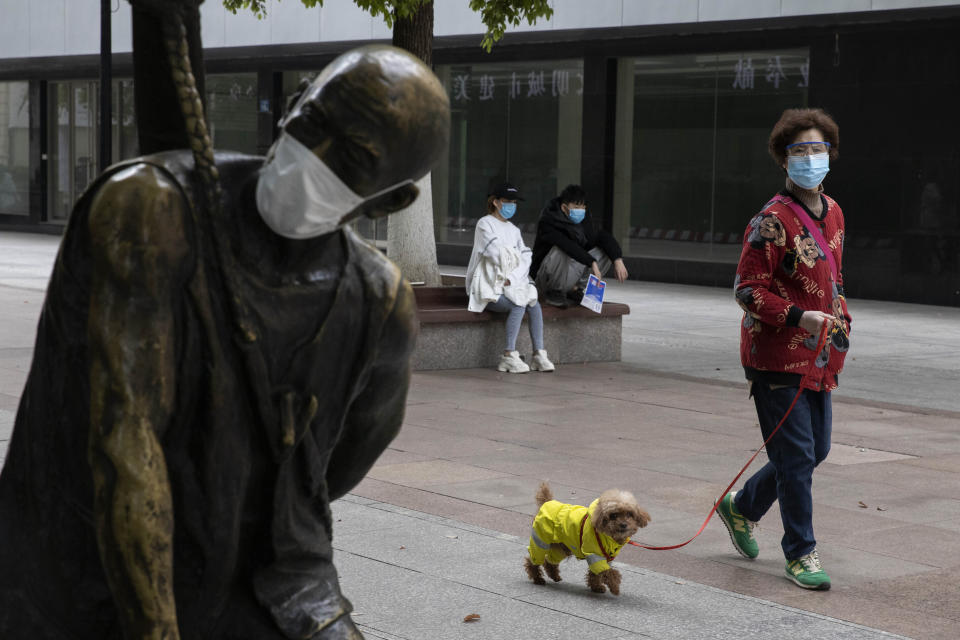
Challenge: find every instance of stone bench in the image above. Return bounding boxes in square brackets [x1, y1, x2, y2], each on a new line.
[411, 285, 630, 371]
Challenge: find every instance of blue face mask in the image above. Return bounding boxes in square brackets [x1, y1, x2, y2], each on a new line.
[500, 202, 517, 219]
[567, 207, 586, 224]
[787, 153, 829, 190]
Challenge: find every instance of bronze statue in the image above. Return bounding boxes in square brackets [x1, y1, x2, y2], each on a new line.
[0, 22, 449, 640]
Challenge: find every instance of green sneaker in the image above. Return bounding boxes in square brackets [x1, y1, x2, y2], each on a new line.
[785, 549, 831, 590]
[716, 491, 759, 559]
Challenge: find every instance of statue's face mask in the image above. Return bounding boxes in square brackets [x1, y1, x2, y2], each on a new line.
[256, 45, 451, 239]
[255, 131, 413, 239]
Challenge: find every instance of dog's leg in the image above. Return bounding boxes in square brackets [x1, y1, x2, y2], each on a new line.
[524, 557, 546, 585]
[601, 567, 622, 596]
[586, 570, 606, 593]
[543, 561, 562, 582]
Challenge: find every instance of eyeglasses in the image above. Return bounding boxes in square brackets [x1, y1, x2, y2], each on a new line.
[786, 141, 831, 157]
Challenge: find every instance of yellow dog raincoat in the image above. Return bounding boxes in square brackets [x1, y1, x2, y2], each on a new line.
[528, 499, 625, 574]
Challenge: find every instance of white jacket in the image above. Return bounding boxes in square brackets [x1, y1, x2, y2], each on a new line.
[466, 215, 538, 312]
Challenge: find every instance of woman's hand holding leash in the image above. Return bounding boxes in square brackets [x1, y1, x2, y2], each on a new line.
[799, 310, 834, 336]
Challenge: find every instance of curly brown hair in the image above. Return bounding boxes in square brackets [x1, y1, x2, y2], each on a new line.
[768, 108, 839, 167]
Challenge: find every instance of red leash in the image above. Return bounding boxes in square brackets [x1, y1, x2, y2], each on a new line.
[627, 323, 831, 551]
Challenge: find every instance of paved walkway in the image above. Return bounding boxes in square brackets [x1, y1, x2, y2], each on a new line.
[2, 231, 958, 639]
[333, 497, 905, 640]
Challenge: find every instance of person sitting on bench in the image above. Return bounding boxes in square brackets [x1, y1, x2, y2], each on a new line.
[466, 183, 555, 373]
[530, 184, 628, 308]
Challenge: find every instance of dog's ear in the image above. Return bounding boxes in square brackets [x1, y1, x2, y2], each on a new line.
[631, 505, 651, 528]
[590, 499, 607, 529]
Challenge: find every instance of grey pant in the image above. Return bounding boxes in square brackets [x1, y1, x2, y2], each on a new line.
[485, 294, 545, 352]
[535, 246, 612, 293]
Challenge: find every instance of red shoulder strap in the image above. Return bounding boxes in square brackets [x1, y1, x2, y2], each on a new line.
[766, 194, 837, 282]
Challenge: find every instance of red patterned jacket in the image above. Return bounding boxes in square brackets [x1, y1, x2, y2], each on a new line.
[734, 190, 852, 391]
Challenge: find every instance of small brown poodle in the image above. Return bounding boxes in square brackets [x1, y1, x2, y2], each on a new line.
[523, 482, 650, 595]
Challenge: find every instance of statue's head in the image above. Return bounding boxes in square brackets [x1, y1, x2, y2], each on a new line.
[255, 45, 451, 239]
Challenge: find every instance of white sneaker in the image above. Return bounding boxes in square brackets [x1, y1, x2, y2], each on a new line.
[531, 350, 555, 372]
[497, 351, 530, 373]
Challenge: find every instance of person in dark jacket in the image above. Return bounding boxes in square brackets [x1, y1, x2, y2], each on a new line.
[530, 184, 629, 307]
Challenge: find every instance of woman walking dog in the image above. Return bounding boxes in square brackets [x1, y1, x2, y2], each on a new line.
[718, 108, 852, 591]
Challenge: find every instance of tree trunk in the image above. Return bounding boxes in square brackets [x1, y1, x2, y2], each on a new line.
[387, 173, 441, 286]
[392, 1, 433, 66]
[388, 1, 441, 286]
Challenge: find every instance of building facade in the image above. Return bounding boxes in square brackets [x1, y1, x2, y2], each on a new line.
[1, 0, 958, 305]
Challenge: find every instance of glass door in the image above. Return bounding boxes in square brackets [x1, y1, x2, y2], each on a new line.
[0, 81, 31, 216]
[47, 80, 99, 222]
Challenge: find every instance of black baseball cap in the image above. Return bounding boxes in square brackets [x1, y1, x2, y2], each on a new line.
[489, 182, 524, 201]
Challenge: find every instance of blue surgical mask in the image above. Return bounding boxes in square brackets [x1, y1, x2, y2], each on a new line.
[568, 207, 585, 224]
[500, 202, 517, 219]
[787, 153, 829, 190]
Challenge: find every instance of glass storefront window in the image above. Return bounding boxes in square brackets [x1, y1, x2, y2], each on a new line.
[40, 72, 254, 222]
[434, 60, 584, 245]
[48, 81, 99, 221]
[206, 73, 258, 154]
[0, 82, 30, 216]
[47, 79, 139, 222]
[614, 50, 809, 261]
[112, 79, 138, 163]
[40, 72, 259, 221]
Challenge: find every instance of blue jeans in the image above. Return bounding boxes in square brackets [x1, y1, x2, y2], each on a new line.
[485, 294, 544, 352]
[734, 382, 832, 560]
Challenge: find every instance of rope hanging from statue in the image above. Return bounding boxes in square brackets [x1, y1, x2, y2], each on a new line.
[159, 10, 259, 343]
[160, 7, 313, 454]
[627, 321, 832, 551]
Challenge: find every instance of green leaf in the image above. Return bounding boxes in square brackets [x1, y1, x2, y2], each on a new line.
[221, 0, 553, 51]
[222, 0, 271, 18]
[470, 0, 553, 52]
